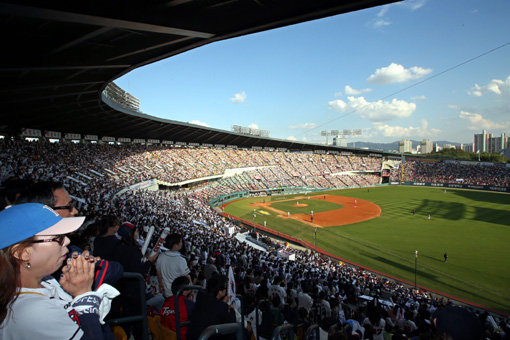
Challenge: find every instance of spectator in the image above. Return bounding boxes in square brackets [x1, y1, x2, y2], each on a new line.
[0, 203, 118, 339]
[156, 233, 190, 298]
[92, 215, 121, 259]
[160, 276, 195, 339]
[432, 306, 483, 340]
[95, 219, 157, 340]
[186, 274, 236, 340]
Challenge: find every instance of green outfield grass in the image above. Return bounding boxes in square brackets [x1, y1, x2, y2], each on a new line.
[224, 186, 510, 313]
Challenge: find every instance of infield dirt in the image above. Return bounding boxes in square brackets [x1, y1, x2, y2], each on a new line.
[250, 194, 381, 228]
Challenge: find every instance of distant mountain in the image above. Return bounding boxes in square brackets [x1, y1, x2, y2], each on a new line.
[347, 140, 464, 152]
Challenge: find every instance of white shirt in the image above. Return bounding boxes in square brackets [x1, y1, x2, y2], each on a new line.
[0, 277, 83, 340]
[156, 251, 190, 297]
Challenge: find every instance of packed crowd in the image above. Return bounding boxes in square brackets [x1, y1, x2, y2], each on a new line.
[390, 160, 510, 187]
[0, 140, 382, 194]
[1, 139, 509, 340]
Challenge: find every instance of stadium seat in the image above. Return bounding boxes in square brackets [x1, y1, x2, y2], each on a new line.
[147, 315, 162, 340]
[160, 324, 178, 340]
[111, 325, 128, 340]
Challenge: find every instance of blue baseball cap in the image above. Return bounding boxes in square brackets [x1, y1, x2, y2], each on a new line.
[0, 203, 85, 249]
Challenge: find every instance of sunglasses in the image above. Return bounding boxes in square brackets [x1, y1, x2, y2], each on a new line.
[31, 235, 66, 246]
[52, 200, 75, 212]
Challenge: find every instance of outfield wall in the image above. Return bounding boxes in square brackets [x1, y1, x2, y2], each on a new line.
[390, 181, 510, 193]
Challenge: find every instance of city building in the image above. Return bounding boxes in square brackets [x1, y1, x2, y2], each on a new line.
[474, 130, 491, 153]
[399, 139, 412, 153]
[419, 139, 433, 154]
[460, 143, 474, 153]
[492, 133, 508, 153]
[442, 144, 456, 150]
[474, 130, 508, 153]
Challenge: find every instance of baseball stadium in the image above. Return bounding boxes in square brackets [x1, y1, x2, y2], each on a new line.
[0, 1, 509, 340]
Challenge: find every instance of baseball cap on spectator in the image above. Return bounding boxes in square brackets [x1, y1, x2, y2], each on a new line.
[432, 306, 482, 340]
[0, 203, 85, 249]
[118, 221, 135, 239]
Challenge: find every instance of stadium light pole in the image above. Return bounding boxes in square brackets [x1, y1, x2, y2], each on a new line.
[314, 227, 317, 251]
[414, 250, 418, 289]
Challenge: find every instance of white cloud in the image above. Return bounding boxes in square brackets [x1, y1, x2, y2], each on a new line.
[468, 75, 510, 98]
[329, 99, 347, 112]
[399, 0, 427, 11]
[373, 18, 391, 28]
[448, 104, 459, 110]
[367, 63, 432, 84]
[373, 119, 440, 138]
[248, 123, 259, 129]
[377, 5, 390, 17]
[188, 120, 210, 127]
[334, 91, 343, 97]
[286, 136, 297, 141]
[328, 96, 416, 122]
[345, 85, 372, 95]
[411, 95, 426, 100]
[471, 9, 478, 13]
[288, 123, 318, 129]
[458, 111, 507, 130]
[230, 91, 247, 103]
[370, 1, 425, 29]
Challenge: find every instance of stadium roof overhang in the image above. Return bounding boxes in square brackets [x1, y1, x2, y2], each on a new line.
[0, 0, 400, 154]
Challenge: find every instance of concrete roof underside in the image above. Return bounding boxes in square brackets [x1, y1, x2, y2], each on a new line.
[0, 0, 399, 152]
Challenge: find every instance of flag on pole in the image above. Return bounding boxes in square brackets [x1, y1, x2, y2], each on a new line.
[227, 266, 236, 303]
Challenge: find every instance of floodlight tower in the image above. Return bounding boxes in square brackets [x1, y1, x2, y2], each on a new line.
[342, 129, 363, 148]
[321, 130, 340, 145]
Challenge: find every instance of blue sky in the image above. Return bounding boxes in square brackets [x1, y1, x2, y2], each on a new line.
[116, 0, 510, 144]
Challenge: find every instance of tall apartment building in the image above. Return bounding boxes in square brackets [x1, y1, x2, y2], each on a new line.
[399, 139, 413, 153]
[474, 130, 491, 153]
[460, 143, 474, 152]
[419, 139, 433, 154]
[474, 130, 508, 153]
[492, 133, 508, 152]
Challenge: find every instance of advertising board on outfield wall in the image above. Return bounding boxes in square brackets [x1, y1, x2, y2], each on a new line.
[390, 181, 510, 193]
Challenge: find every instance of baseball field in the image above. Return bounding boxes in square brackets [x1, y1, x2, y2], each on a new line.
[222, 186, 510, 313]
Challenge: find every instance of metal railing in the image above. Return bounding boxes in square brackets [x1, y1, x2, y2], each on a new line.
[106, 272, 149, 340]
[271, 323, 294, 340]
[174, 286, 245, 340]
[174, 285, 204, 340]
[197, 323, 244, 340]
[304, 324, 319, 340]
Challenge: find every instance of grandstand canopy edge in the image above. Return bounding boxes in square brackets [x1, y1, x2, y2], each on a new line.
[0, 0, 400, 151]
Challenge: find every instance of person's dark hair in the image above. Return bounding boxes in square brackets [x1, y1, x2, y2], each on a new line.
[206, 273, 227, 298]
[0, 178, 33, 210]
[0, 238, 35, 325]
[97, 215, 120, 237]
[164, 233, 182, 250]
[171, 276, 191, 296]
[16, 180, 64, 207]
